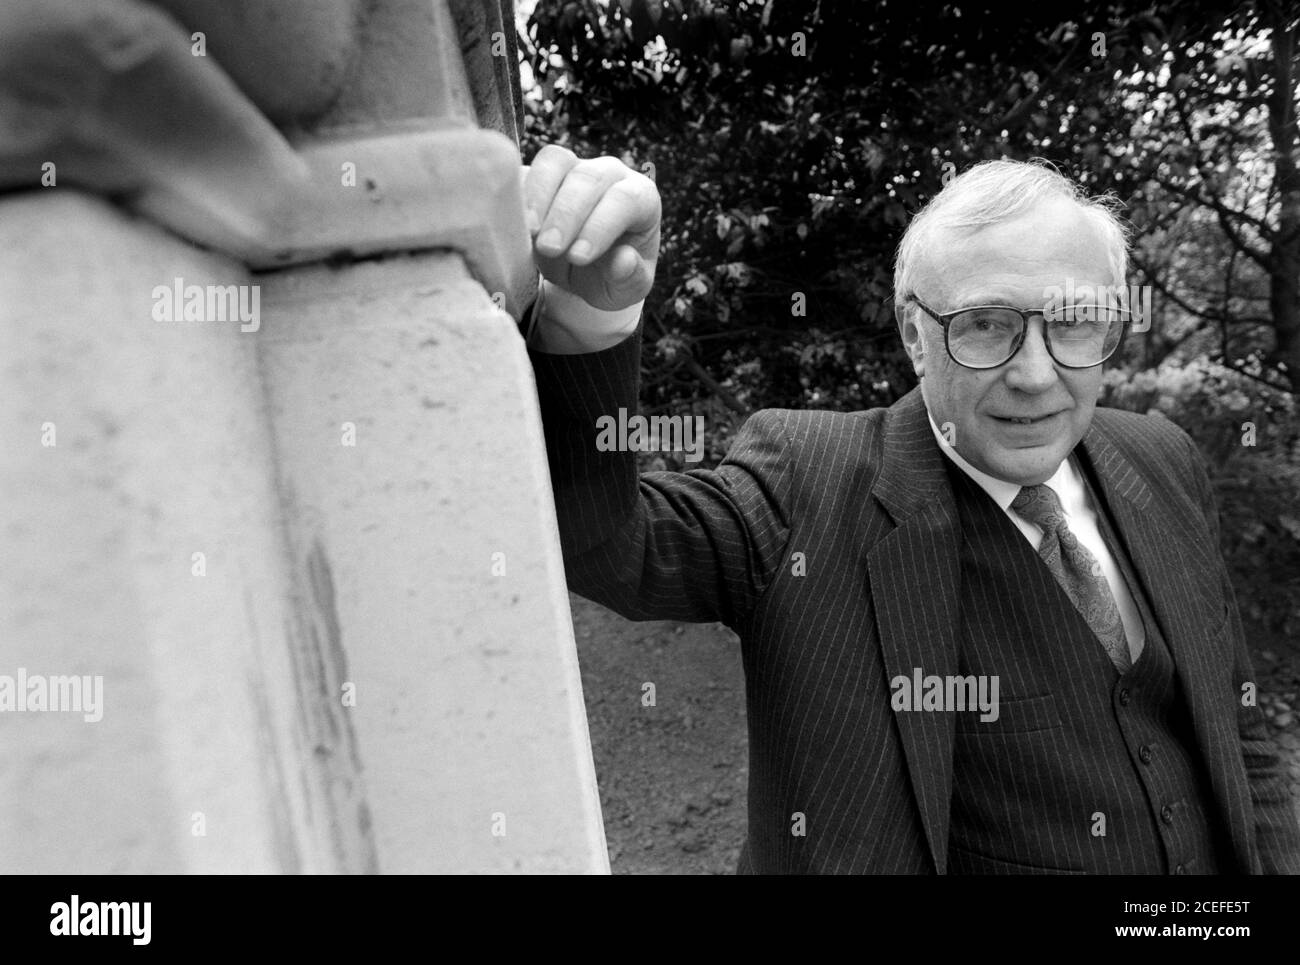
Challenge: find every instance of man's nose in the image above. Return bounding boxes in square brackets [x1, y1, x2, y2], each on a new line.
[1004, 316, 1059, 390]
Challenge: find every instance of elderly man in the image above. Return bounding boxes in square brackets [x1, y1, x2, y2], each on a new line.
[521, 148, 1300, 874]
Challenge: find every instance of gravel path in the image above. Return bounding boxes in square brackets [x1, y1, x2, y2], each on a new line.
[573, 594, 747, 874]
[1256, 647, 1300, 825]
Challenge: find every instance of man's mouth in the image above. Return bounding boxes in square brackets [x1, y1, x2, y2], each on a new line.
[993, 412, 1060, 425]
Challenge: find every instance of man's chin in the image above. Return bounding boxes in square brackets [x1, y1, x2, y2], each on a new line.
[978, 445, 1066, 486]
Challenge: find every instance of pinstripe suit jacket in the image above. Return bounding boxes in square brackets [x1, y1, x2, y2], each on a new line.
[529, 324, 1300, 874]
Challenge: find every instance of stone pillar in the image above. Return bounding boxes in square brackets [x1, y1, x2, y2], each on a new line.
[0, 0, 606, 873]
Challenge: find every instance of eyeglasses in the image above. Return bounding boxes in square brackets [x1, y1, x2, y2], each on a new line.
[909, 296, 1131, 369]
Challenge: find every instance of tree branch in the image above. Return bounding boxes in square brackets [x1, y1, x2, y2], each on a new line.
[643, 306, 750, 414]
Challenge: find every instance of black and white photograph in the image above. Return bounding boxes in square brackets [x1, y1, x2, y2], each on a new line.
[1, 0, 1298, 939]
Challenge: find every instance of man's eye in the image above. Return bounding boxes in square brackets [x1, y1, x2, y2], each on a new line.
[961, 311, 1016, 331]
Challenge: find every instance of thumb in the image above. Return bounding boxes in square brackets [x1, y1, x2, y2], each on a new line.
[604, 243, 654, 300]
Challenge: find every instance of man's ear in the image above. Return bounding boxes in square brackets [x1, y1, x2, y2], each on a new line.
[895, 299, 925, 378]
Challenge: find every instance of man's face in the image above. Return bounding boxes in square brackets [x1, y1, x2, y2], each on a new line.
[899, 198, 1114, 486]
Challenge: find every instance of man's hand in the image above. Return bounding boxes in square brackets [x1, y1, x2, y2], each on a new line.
[524, 145, 660, 313]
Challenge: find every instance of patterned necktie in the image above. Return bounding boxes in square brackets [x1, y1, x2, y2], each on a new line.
[1010, 483, 1132, 673]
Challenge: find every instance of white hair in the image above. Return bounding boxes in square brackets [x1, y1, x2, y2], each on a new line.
[893, 158, 1130, 312]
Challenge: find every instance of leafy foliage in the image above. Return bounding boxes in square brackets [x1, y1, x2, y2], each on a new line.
[519, 0, 1300, 639]
[522, 1, 1292, 425]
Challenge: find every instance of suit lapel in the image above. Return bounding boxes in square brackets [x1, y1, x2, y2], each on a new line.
[866, 386, 963, 874]
[1078, 417, 1251, 865]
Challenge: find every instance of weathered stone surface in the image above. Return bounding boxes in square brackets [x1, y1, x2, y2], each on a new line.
[155, 0, 366, 125]
[0, 0, 310, 249]
[257, 253, 608, 873]
[1, 191, 370, 873]
[449, 0, 525, 145]
[2, 0, 598, 875]
[251, 128, 538, 321]
[313, 0, 477, 132]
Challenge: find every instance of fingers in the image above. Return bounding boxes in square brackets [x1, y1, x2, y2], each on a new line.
[534, 159, 630, 260]
[523, 145, 661, 310]
[523, 144, 579, 234]
[527, 148, 654, 264]
[562, 176, 660, 267]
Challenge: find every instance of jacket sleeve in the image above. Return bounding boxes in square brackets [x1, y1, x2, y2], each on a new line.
[527, 318, 794, 630]
[1179, 430, 1300, 874]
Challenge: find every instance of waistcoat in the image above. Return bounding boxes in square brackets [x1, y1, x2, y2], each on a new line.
[942, 451, 1231, 874]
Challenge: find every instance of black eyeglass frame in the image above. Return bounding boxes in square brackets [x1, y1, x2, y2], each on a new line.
[908, 296, 1132, 370]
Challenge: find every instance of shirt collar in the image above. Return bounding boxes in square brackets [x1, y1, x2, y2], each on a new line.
[925, 408, 1084, 517]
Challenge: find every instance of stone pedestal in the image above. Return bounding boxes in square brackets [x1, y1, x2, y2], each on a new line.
[0, 0, 606, 873]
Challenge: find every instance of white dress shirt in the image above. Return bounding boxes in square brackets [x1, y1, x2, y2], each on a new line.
[926, 410, 1145, 661]
[525, 278, 644, 354]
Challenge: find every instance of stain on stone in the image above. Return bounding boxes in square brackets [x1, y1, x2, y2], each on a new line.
[281, 537, 381, 873]
[241, 585, 306, 873]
